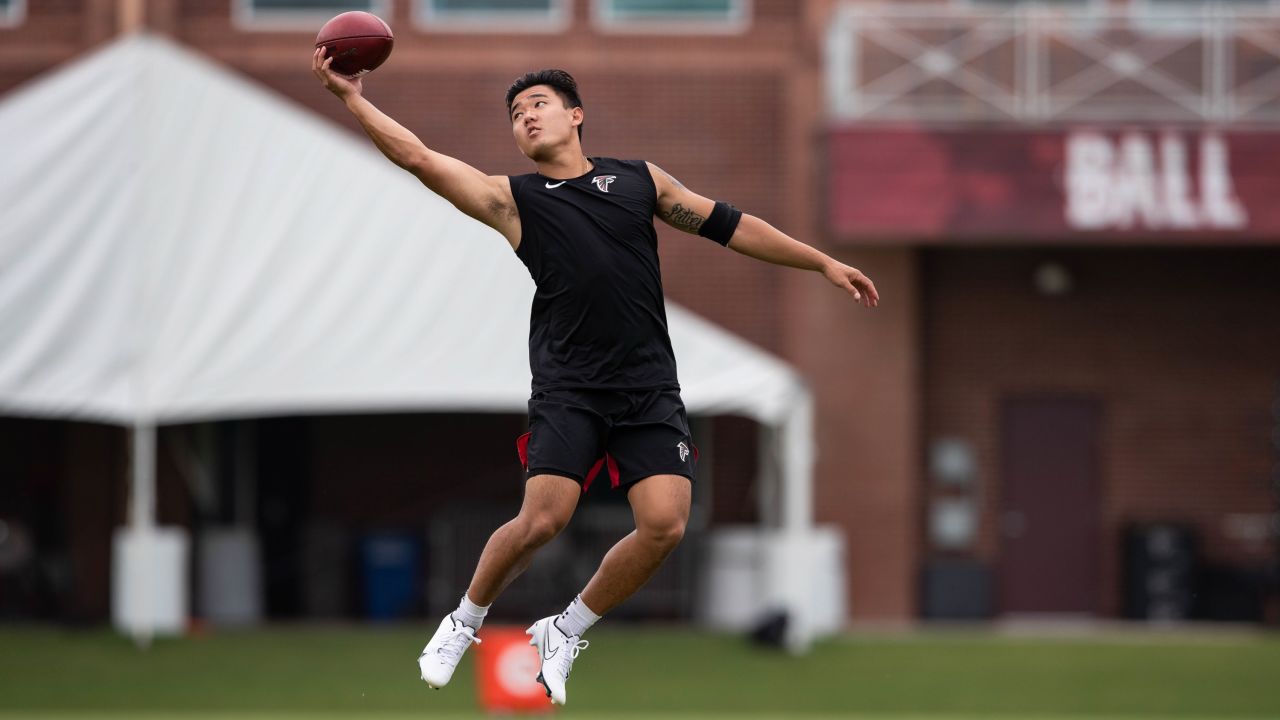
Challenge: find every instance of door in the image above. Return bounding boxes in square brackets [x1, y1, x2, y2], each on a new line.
[999, 397, 1102, 615]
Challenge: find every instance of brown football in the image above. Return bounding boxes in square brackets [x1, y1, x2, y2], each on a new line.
[315, 11, 393, 78]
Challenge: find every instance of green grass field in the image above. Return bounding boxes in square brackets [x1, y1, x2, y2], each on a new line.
[1, 624, 1277, 719]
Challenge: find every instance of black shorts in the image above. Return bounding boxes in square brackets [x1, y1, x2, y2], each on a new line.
[516, 388, 697, 491]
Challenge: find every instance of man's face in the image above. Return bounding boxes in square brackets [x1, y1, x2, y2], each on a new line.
[509, 85, 581, 161]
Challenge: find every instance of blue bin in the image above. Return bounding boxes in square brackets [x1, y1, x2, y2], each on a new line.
[361, 532, 420, 621]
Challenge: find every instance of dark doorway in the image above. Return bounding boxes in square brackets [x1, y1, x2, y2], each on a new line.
[999, 397, 1102, 615]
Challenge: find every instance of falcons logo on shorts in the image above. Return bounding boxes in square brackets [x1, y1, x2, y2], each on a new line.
[592, 175, 617, 192]
[677, 441, 690, 462]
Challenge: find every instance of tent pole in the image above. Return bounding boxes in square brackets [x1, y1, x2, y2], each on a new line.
[130, 422, 157, 533]
[782, 394, 815, 533]
[777, 392, 816, 654]
[129, 421, 157, 647]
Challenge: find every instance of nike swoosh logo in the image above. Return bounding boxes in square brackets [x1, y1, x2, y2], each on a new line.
[542, 624, 558, 661]
[545, 181, 566, 189]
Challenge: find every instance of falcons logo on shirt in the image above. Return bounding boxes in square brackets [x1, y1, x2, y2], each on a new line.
[592, 175, 617, 192]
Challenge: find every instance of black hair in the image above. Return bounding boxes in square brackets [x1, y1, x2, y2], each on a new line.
[505, 69, 584, 140]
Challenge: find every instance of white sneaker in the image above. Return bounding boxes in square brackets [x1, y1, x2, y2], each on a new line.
[417, 614, 481, 689]
[526, 615, 589, 706]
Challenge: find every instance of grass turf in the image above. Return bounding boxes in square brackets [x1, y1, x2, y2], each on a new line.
[0, 625, 1277, 717]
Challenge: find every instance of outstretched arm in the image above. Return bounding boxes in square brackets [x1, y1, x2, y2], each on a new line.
[312, 49, 519, 246]
[648, 163, 878, 308]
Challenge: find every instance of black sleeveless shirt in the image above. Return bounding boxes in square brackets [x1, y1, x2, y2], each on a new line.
[510, 157, 679, 393]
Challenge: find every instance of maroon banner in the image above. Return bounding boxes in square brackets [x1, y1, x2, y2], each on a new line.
[827, 127, 1280, 243]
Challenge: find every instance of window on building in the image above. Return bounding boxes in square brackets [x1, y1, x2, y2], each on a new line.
[952, 0, 1103, 9]
[0, 0, 26, 28]
[951, 0, 1279, 14]
[237, 0, 390, 29]
[1132, 0, 1277, 10]
[253, 0, 375, 9]
[1129, 0, 1278, 34]
[594, 0, 750, 33]
[417, 0, 570, 32]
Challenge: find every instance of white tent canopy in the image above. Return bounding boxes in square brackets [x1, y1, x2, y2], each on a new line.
[0, 35, 823, 650]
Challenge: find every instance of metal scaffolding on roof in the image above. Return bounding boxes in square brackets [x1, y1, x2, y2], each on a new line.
[826, 2, 1280, 125]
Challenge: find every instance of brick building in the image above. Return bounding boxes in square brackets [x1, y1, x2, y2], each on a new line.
[1, 0, 1277, 624]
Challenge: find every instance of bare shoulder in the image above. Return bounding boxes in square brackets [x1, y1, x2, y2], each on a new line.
[645, 161, 684, 197]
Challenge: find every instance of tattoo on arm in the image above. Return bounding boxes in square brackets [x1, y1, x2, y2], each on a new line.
[660, 202, 706, 233]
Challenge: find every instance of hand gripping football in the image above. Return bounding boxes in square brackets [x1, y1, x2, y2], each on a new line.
[315, 11, 394, 78]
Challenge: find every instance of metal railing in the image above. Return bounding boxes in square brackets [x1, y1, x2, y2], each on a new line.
[826, 2, 1280, 124]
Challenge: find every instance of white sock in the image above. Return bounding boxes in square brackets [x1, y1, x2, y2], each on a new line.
[452, 594, 489, 630]
[554, 595, 601, 638]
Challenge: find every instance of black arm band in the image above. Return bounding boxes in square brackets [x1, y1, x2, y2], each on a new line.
[698, 200, 743, 247]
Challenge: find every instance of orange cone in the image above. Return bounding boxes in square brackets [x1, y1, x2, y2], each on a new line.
[475, 625, 555, 714]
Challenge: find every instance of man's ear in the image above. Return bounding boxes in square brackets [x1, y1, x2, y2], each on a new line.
[571, 106, 584, 127]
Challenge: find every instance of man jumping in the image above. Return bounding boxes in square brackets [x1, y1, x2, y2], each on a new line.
[312, 55, 878, 706]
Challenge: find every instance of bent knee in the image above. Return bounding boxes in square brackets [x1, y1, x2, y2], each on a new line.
[639, 515, 687, 550]
[516, 512, 569, 547]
